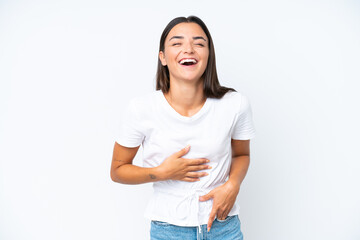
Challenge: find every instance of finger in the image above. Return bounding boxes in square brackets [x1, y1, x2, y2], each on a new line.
[207, 208, 217, 232]
[199, 192, 213, 202]
[187, 158, 210, 166]
[186, 171, 209, 178]
[216, 206, 225, 217]
[222, 210, 231, 219]
[219, 206, 231, 220]
[182, 177, 200, 182]
[187, 165, 212, 172]
[217, 210, 226, 220]
[175, 145, 191, 158]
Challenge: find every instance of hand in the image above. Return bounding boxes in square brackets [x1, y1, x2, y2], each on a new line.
[157, 145, 211, 182]
[199, 181, 240, 232]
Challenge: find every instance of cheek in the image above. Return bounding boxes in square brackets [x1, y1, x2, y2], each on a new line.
[201, 50, 209, 64]
[165, 47, 179, 57]
[201, 53, 209, 69]
[165, 53, 178, 66]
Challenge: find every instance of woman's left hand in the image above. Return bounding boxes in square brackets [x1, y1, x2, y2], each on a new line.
[199, 181, 240, 232]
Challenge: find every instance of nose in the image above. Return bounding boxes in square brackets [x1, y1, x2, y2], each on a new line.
[182, 41, 194, 54]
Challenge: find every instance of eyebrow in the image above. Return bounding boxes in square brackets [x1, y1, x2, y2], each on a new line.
[169, 36, 207, 41]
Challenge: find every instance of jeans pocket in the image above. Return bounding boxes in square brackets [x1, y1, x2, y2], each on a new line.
[151, 220, 171, 227]
[216, 215, 236, 223]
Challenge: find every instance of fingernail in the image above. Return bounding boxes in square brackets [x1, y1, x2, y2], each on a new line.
[185, 145, 190, 150]
[208, 166, 212, 169]
[207, 227, 210, 232]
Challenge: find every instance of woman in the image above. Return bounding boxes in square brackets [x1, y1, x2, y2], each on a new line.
[111, 16, 256, 240]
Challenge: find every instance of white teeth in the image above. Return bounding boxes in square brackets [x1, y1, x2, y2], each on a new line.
[179, 59, 197, 64]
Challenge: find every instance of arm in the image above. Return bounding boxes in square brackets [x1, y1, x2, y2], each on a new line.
[199, 139, 251, 232]
[110, 142, 161, 184]
[110, 142, 210, 184]
[225, 139, 251, 192]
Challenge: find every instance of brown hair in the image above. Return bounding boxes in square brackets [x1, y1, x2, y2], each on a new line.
[155, 16, 236, 99]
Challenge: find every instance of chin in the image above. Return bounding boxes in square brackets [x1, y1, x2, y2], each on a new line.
[181, 76, 203, 82]
[179, 72, 204, 81]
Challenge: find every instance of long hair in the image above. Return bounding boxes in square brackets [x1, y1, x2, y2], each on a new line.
[155, 16, 236, 99]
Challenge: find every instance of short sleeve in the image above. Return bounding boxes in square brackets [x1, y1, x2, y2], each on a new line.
[115, 100, 145, 148]
[231, 95, 256, 140]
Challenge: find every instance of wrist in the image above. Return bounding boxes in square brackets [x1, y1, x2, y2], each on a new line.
[225, 179, 241, 191]
[153, 166, 167, 182]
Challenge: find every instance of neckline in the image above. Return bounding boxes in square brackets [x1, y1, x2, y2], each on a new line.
[158, 90, 211, 122]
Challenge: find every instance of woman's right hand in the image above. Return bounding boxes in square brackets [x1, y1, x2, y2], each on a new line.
[156, 145, 211, 182]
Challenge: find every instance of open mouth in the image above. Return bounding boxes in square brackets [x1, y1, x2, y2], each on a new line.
[179, 58, 198, 66]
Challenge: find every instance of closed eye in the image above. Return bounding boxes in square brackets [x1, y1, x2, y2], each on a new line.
[172, 43, 181, 46]
[196, 43, 205, 47]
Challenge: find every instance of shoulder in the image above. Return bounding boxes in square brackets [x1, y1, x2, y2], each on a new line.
[215, 90, 252, 114]
[123, 91, 156, 115]
[125, 91, 161, 119]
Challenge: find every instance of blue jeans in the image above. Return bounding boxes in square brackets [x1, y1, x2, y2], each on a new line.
[150, 215, 244, 240]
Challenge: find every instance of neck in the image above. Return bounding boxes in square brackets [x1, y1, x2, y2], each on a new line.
[164, 79, 206, 115]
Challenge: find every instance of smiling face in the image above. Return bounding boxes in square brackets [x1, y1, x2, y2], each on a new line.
[159, 22, 209, 84]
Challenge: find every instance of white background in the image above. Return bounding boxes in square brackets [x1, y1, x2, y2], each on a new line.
[1, 0, 359, 239]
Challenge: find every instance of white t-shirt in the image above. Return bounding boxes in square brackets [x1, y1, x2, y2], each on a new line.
[116, 89, 256, 228]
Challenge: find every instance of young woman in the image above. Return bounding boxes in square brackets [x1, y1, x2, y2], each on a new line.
[111, 16, 256, 240]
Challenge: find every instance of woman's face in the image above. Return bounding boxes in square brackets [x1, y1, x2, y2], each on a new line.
[159, 22, 209, 84]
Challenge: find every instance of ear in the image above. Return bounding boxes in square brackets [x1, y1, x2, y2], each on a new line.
[159, 51, 167, 66]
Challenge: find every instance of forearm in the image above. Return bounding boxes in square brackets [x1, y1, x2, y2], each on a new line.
[226, 155, 250, 190]
[111, 164, 163, 185]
